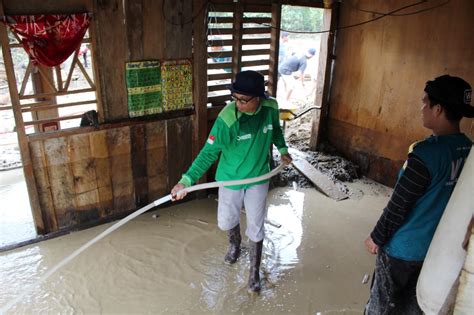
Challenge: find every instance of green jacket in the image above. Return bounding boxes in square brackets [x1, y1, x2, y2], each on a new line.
[179, 97, 288, 189]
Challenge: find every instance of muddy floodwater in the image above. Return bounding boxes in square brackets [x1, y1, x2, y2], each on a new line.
[0, 180, 391, 314]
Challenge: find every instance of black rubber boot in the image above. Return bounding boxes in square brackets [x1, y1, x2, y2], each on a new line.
[248, 240, 263, 292]
[224, 224, 241, 264]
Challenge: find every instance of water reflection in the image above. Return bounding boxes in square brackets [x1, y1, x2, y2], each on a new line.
[0, 169, 36, 247]
[194, 189, 305, 312]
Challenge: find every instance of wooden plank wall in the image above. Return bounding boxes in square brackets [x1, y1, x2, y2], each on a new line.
[29, 121, 187, 232]
[1, 0, 197, 234]
[328, 0, 474, 186]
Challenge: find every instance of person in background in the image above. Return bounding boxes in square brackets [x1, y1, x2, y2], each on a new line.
[171, 70, 292, 293]
[278, 31, 290, 66]
[364, 75, 473, 314]
[79, 44, 89, 68]
[278, 47, 316, 101]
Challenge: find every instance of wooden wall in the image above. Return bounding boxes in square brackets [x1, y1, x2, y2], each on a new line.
[29, 119, 191, 232]
[328, 0, 474, 186]
[94, 0, 192, 121]
[1, 0, 198, 234]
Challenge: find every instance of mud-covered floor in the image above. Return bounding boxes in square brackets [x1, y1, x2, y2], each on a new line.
[0, 179, 392, 314]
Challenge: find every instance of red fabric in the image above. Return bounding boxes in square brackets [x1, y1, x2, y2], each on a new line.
[2, 13, 91, 67]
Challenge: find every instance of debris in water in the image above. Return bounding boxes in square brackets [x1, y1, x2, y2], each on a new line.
[197, 219, 208, 225]
[362, 273, 370, 284]
[265, 219, 282, 228]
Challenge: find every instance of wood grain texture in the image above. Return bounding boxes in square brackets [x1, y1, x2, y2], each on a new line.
[167, 117, 192, 188]
[106, 127, 134, 213]
[143, 0, 165, 59]
[131, 125, 148, 206]
[95, 0, 127, 120]
[163, 0, 192, 59]
[125, 0, 144, 61]
[329, 0, 474, 162]
[44, 137, 77, 228]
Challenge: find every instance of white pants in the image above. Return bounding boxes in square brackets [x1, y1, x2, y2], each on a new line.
[217, 182, 269, 242]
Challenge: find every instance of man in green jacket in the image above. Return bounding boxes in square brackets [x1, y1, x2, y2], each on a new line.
[171, 70, 292, 292]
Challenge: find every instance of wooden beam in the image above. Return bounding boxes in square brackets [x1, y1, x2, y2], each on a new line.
[292, 157, 348, 201]
[19, 61, 33, 96]
[243, 17, 272, 24]
[0, 3, 44, 233]
[207, 95, 231, 106]
[23, 114, 84, 126]
[89, 0, 105, 123]
[209, 17, 234, 24]
[125, 0, 144, 61]
[21, 99, 97, 113]
[95, 0, 127, 121]
[210, 28, 234, 35]
[269, 2, 281, 97]
[310, 4, 339, 150]
[208, 72, 233, 81]
[130, 125, 148, 206]
[208, 62, 233, 70]
[208, 83, 230, 92]
[208, 39, 233, 47]
[19, 88, 96, 100]
[242, 27, 271, 35]
[243, 4, 272, 13]
[27, 108, 194, 142]
[232, 2, 244, 76]
[208, 50, 233, 59]
[166, 117, 192, 189]
[192, 0, 209, 186]
[241, 59, 270, 67]
[241, 49, 271, 56]
[242, 38, 271, 45]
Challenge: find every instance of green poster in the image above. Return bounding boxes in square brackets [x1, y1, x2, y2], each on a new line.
[126, 60, 162, 117]
[126, 59, 193, 117]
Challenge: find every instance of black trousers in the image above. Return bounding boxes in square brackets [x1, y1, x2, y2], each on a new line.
[365, 249, 424, 315]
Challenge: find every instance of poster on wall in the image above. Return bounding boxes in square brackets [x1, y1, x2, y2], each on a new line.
[125, 59, 193, 118]
[126, 60, 162, 117]
[161, 59, 193, 112]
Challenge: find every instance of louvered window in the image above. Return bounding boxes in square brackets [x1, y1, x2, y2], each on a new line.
[207, 3, 274, 107]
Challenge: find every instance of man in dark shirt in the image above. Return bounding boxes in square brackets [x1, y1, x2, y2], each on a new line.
[364, 75, 473, 314]
[278, 48, 316, 101]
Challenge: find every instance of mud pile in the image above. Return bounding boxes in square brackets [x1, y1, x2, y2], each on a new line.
[274, 101, 359, 189]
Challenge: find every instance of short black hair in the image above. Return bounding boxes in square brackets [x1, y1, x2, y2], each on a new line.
[426, 94, 463, 122]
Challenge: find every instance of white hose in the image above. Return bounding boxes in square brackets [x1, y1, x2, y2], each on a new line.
[0, 164, 286, 313]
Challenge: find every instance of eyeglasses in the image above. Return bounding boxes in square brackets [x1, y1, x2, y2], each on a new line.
[231, 95, 255, 105]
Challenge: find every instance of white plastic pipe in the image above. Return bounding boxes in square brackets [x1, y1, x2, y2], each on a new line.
[0, 164, 286, 314]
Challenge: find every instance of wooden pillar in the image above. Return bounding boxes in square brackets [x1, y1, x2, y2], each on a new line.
[309, 3, 339, 150]
[192, 0, 208, 167]
[268, 1, 281, 97]
[0, 4, 45, 234]
[31, 65, 59, 133]
[231, 1, 243, 76]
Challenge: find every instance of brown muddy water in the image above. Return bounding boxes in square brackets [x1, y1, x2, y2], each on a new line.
[0, 180, 391, 314]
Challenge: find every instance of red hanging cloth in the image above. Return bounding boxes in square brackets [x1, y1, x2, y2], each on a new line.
[1, 13, 91, 67]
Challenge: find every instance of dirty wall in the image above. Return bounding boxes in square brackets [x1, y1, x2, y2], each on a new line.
[327, 0, 474, 186]
[1, 0, 196, 234]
